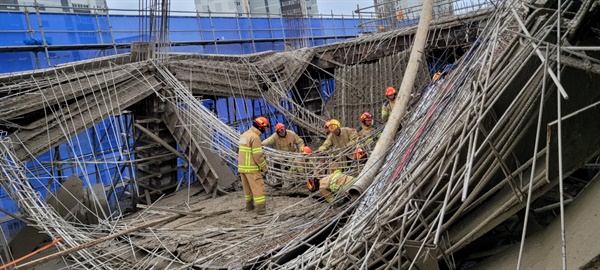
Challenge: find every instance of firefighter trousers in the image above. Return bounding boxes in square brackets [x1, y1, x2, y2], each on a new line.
[240, 171, 266, 205]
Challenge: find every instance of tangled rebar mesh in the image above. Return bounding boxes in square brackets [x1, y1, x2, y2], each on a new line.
[0, 0, 595, 267]
[0, 137, 138, 269]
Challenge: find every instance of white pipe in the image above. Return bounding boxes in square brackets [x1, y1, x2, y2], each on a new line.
[349, 0, 435, 196]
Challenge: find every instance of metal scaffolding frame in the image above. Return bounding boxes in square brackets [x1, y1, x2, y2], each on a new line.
[0, 2, 375, 73]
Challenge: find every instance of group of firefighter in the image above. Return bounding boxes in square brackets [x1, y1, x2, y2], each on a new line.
[237, 86, 400, 215]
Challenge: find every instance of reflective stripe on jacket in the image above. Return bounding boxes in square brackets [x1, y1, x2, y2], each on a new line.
[261, 129, 305, 152]
[290, 157, 314, 173]
[319, 171, 355, 202]
[238, 126, 267, 173]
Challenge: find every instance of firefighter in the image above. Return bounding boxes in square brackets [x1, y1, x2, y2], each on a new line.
[354, 112, 375, 171]
[238, 116, 269, 215]
[290, 146, 314, 174]
[381, 87, 397, 123]
[262, 123, 305, 188]
[317, 119, 358, 173]
[261, 123, 305, 152]
[317, 119, 358, 152]
[289, 146, 315, 187]
[306, 170, 355, 204]
[357, 111, 380, 152]
[357, 112, 375, 140]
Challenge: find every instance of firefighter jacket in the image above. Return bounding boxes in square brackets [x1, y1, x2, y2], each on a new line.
[290, 157, 315, 173]
[318, 127, 358, 151]
[319, 170, 355, 203]
[357, 123, 375, 140]
[261, 129, 305, 152]
[238, 126, 268, 173]
[381, 99, 396, 122]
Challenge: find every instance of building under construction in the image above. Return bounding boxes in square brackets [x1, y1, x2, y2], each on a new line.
[0, 0, 598, 269]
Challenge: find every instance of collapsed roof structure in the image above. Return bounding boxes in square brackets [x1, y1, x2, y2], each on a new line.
[0, 0, 598, 268]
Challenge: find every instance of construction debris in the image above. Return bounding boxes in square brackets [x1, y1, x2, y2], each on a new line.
[0, 0, 599, 268]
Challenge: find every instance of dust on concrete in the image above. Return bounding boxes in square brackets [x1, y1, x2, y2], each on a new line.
[149, 183, 316, 225]
[124, 182, 333, 268]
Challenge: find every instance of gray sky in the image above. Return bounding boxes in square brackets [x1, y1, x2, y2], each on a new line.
[105, 0, 374, 15]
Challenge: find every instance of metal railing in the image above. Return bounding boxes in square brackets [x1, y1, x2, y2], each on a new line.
[355, 0, 499, 32]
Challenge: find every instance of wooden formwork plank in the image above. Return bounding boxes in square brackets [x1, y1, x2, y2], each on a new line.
[446, 153, 548, 253]
[8, 175, 85, 259]
[546, 100, 600, 181]
[448, 101, 600, 253]
[12, 76, 159, 161]
[370, 61, 376, 115]
[134, 123, 186, 161]
[162, 103, 235, 192]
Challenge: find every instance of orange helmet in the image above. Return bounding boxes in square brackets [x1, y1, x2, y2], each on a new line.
[432, 71, 442, 82]
[253, 116, 269, 128]
[360, 112, 373, 123]
[275, 123, 285, 131]
[302, 146, 312, 154]
[354, 148, 367, 160]
[328, 119, 341, 132]
[306, 176, 320, 192]
[385, 87, 397, 96]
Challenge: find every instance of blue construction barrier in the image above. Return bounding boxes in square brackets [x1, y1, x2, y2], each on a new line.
[0, 11, 364, 73]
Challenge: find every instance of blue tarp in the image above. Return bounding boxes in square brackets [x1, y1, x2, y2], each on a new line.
[23, 37, 50, 45]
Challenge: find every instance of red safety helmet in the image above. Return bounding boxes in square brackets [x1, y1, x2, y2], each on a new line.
[385, 87, 397, 96]
[275, 123, 285, 131]
[328, 119, 341, 132]
[360, 112, 373, 123]
[253, 116, 269, 128]
[353, 148, 367, 160]
[306, 176, 320, 192]
[302, 146, 312, 154]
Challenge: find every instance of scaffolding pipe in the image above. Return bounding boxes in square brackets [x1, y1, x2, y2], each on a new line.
[348, 0, 434, 197]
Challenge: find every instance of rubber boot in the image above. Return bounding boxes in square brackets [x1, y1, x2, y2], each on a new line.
[256, 203, 266, 215]
[245, 201, 254, 211]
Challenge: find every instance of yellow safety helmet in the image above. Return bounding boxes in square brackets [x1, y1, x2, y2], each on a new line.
[328, 119, 341, 132]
